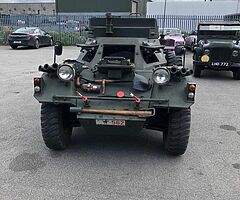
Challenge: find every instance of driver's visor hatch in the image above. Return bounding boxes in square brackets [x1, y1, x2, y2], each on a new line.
[102, 45, 136, 63]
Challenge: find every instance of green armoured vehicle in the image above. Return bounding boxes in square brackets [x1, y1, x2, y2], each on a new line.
[34, 14, 196, 155]
[193, 21, 240, 79]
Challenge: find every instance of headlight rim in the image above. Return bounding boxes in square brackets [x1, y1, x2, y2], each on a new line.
[232, 50, 239, 57]
[57, 64, 75, 82]
[152, 67, 171, 85]
[204, 49, 210, 55]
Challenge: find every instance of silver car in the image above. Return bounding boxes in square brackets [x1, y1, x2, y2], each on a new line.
[185, 31, 197, 51]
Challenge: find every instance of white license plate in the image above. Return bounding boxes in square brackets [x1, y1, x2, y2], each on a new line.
[13, 41, 21, 44]
[96, 120, 126, 126]
[211, 62, 229, 67]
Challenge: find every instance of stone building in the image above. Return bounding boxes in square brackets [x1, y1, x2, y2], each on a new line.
[0, 3, 56, 15]
[56, 0, 150, 16]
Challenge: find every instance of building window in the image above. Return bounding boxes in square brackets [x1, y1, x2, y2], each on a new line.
[28, 8, 31, 11]
[23, 9, 26, 14]
[53, 9, 55, 15]
[9, 10, 12, 14]
[0, 8, 2, 11]
[38, 10, 40, 15]
[132, 1, 138, 14]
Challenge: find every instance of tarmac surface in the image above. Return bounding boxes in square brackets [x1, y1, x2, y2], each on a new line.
[0, 46, 239, 200]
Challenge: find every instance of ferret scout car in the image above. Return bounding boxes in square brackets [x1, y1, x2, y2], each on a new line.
[34, 14, 196, 155]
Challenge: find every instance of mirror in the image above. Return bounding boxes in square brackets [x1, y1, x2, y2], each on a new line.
[55, 41, 63, 56]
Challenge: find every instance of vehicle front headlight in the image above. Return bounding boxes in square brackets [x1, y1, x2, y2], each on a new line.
[204, 49, 210, 55]
[153, 67, 171, 85]
[57, 64, 75, 81]
[232, 50, 239, 57]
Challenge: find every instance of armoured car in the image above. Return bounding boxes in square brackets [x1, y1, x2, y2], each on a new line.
[193, 21, 240, 79]
[34, 14, 196, 155]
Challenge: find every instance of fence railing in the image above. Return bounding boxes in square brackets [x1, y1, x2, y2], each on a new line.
[0, 14, 224, 45]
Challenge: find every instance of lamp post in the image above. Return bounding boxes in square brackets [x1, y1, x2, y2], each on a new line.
[160, 0, 167, 39]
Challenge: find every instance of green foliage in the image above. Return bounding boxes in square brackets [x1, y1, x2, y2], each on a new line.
[0, 30, 11, 45]
[49, 31, 87, 46]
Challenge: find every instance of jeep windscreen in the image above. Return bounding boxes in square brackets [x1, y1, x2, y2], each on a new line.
[198, 24, 240, 40]
[102, 45, 135, 63]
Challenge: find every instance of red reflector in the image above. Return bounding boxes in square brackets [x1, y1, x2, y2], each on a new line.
[34, 78, 41, 85]
[117, 91, 125, 98]
[189, 84, 196, 92]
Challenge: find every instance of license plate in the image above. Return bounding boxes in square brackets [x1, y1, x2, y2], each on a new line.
[96, 120, 126, 126]
[211, 62, 229, 67]
[13, 41, 21, 44]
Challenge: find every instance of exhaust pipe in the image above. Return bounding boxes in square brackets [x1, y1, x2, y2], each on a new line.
[180, 68, 187, 76]
[170, 66, 179, 75]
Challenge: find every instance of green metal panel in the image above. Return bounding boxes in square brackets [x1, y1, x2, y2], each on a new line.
[56, 0, 132, 13]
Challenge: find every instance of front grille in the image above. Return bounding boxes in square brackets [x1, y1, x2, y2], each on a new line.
[209, 48, 231, 62]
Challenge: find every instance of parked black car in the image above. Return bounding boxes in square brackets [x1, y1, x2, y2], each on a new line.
[193, 21, 240, 79]
[8, 27, 53, 49]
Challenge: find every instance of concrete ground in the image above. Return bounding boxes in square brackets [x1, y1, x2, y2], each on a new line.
[0, 46, 239, 200]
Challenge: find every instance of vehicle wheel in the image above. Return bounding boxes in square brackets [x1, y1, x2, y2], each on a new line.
[175, 56, 183, 66]
[163, 109, 191, 156]
[165, 51, 176, 66]
[34, 39, 40, 49]
[233, 70, 240, 80]
[10, 45, 18, 49]
[165, 51, 183, 66]
[193, 63, 201, 77]
[41, 103, 72, 150]
[50, 38, 53, 46]
[191, 43, 194, 52]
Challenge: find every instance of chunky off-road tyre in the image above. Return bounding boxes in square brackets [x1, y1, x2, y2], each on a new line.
[41, 103, 72, 150]
[165, 51, 175, 65]
[233, 70, 240, 80]
[163, 109, 191, 156]
[34, 39, 40, 49]
[193, 63, 201, 77]
[175, 56, 183, 66]
[165, 51, 182, 66]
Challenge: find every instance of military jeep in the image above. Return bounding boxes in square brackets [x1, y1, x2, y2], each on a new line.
[193, 21, 240, 79]
[34, 14, 196, 155]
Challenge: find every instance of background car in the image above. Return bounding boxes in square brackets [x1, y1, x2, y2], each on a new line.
[8, 27, 53, 49]
[185, 30, 197, 51]
[159, 28, 185, 51]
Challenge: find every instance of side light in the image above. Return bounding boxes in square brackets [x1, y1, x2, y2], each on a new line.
[187, 83, 196, 100]
[34, 77, 42, 93]
[201, 55, 209, 63]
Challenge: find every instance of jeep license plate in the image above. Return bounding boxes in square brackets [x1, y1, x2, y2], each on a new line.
[96, 120, 126, 126]
[211, 62, 229, 67]
[13, 41, 21, 44]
